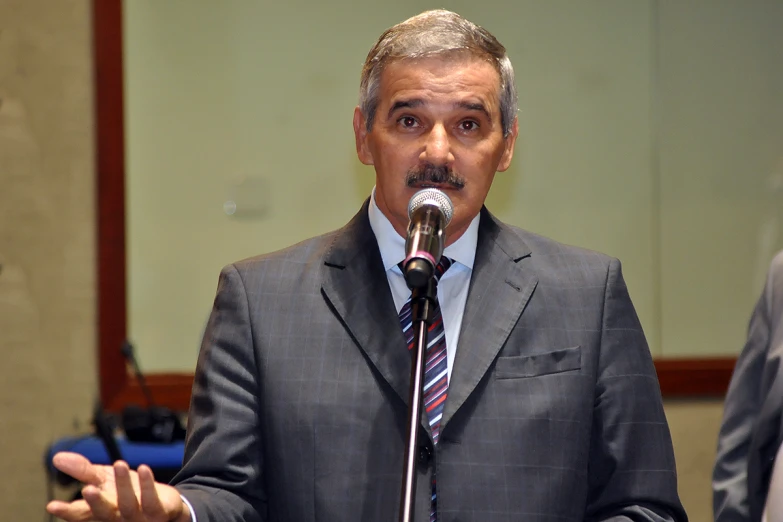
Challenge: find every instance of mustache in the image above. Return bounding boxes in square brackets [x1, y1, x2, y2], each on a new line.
[405, 164, 466, 189]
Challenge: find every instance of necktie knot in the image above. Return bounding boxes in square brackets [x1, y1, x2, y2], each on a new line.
[398, 257, 453, 281]
[433, 257, 453, 280]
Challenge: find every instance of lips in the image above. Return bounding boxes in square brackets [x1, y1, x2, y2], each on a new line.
[411, 182, 460, 190]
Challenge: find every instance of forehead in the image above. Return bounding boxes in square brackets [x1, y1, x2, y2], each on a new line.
[377, 56, 501, 108]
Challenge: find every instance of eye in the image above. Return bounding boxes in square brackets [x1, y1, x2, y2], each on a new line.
[459, 120, 479, 132]
[398, 116, 419, 128]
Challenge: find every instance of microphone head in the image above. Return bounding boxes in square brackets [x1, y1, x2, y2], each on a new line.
[407, 188, 454, 226]
[120, 340, 134, 360]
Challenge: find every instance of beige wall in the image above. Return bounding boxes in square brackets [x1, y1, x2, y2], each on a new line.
[667, 400, 726, 521]
[0, 0, 96, 518]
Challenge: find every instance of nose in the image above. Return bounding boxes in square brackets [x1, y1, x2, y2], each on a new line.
[420, 124, 454, 166]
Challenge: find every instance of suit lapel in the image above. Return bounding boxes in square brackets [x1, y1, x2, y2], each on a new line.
[321, 201, 413, 407]
[440, 208, 538, 431]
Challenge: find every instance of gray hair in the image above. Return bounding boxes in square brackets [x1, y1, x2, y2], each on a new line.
[359, 10, 518, 137]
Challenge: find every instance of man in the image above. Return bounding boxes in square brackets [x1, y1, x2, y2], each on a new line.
[47, 10, 686, 522]
[714, 251, 783, 522]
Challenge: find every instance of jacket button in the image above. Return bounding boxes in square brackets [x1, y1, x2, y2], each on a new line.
[418, 445, 432, 466]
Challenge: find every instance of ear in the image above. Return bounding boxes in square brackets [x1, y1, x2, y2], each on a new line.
[353, 106, 374, 166]
[497, 117, 518, 172]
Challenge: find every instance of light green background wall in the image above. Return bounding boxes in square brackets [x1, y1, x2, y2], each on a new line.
[124, 0, 783, 372]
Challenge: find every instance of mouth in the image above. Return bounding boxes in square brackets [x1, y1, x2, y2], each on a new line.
[411, 182, 457, 190]
[405, 163, 466, 190]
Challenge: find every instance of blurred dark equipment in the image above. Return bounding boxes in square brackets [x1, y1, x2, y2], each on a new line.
[44, 340, 187, 519]
[120, 340, 186, 443]
[45, 399, 185, 522]
[93, 399, 123, 462]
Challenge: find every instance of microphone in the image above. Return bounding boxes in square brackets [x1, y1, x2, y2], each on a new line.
[121, 340, 154, 408]
[402, 188, 454, 288]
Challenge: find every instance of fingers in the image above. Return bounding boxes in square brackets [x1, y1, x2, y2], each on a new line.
[52, 452, 105, 485]
[138, 465, 167, 520]
[114, 462, 168, 522]
[49, 457, 171, 522]
[114, 461, 145, 521]
[46, 499, 94, 522]
[82, 484, 121, 521]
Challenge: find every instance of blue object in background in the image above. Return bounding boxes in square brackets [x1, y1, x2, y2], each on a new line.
[45, 435, 185, 486]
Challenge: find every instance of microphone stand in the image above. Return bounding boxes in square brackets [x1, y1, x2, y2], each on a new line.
[399, 276, 439, 522]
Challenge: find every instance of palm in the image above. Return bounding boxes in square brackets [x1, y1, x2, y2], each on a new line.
[46, 452, 186, 522]
[93, 464, 182, 510]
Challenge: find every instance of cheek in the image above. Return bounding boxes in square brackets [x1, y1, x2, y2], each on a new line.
[378, 153, 418, 180]
[372, 138, 406, 168]
[460, 144, 505, 177]
[456, 170, 496, 211]
[457, 156, 496, 185]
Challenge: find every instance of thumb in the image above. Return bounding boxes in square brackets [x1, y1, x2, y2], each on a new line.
[52, 451, 106, 485]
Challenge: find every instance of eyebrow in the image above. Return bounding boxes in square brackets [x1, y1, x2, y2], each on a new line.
[457, 101, 492, 122]
[387, 99, 424, 120]
[387, 98, 492, 122]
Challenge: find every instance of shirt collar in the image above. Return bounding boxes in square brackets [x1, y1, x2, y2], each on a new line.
[368, 187, 479, 272]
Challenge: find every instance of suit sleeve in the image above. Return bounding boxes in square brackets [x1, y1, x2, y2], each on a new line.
[585, 259, 687, 522]
[713, 258, 778, 522]
[172, 264, 267, 522]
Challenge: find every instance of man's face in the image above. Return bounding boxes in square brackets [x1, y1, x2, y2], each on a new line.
[353, 55, 518, 245]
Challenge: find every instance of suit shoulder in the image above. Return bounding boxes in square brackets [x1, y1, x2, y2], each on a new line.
[769, 249, 783, 278]
[492, 222, 619, 290]
[504, 223, 616, 268]
[760, 249, 783, 315]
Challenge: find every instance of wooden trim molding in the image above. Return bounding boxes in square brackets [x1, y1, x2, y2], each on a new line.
[114, 374, 195, 412]
[93, 0, 128, 409]
[93, 0, 737, 412]
[655, 357, 736, 398]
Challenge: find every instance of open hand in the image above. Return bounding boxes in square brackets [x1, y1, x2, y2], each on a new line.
[46, 452, 189, 522]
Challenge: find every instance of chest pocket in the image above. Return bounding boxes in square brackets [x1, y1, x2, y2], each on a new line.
[494, 346, 581, 379]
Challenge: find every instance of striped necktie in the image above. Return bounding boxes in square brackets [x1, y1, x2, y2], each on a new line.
[398, 256, 453, 521]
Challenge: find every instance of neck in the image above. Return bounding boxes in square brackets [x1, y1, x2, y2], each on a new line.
[391, 215, 471, 247]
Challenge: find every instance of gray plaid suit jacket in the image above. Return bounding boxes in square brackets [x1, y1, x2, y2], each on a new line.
[173, 202, 686, 522]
